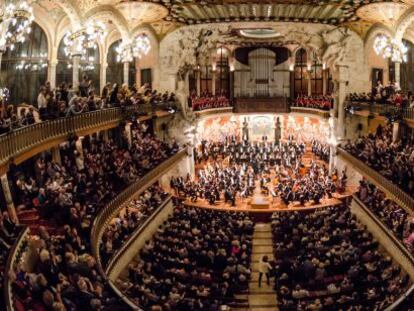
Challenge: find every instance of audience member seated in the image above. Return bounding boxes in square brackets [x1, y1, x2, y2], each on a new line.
[100, 185, 169, 265]
[118, 204, 253, 311]
[189, 90, 231, 111]
[344, 124, 414, 197]
[358, 180, 414, 250]
[0, 211, 21, 307]
[292, 95, 333, 111]
[8, 122, 179, 310]
[272, 204, 410, 311]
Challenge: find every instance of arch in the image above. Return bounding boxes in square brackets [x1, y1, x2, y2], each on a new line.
[395, 7, 414, 42]
[364, 23, 394, 49]
[84, 6, 130, 41]
[0, 22, 49, 105]
[106, 39, 124, 86]
[54, 0, 82, 30]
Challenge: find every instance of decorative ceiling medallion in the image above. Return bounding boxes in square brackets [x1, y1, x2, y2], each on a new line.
[116, 1, 168, 25]
[239, 28, 282, 39]
[356, 2, 409, 28]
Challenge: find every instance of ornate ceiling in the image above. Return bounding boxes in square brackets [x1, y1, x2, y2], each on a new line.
[29, 0, 414, 42]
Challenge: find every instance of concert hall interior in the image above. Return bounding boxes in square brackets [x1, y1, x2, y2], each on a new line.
[2, 1, 414, 311]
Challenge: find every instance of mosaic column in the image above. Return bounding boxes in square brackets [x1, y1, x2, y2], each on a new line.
[123, 61, 129, 86]
[1, 174, 17, 222]
[72, 55, 81, 90]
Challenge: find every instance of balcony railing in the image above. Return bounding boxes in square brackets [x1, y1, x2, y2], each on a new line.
[345, 101, 414, 121]
[90, 150, 186, 271]
[351, 196, 414, 310]
[290, 106, 330, 118]
[0, 103, 177, 170]
[4, 227, 30, 311]
[0, 107, 130, 168]
[337, 147, 414, 212]
[104, 196, 172, 273]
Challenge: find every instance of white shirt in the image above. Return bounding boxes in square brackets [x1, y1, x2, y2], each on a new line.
[258, 260, 272, 273]
[37, 93, 47, 109]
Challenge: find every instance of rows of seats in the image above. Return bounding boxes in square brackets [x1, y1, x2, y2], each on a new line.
[344, 123, 414, 197]
[271, 204, 410, 311]
[116, 203, 253, 311]
[100, 184, 169, 266]
[358, 180, 414, 251]
[7, 122, 178, 310]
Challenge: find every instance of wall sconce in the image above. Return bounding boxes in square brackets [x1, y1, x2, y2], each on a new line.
[212, 63, 216, 71]
[230, 65, 235, 72]
[307, 64, 312, 71]
[322, 63, 326, 70]
[289, 63, 294, 71]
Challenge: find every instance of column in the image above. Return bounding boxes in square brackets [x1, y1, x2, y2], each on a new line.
[100, 62, 107, 95]
[392, 122, 400, 143]
[196, 69, 201, 96]
[335, 65, 349, 142]
[51, 146, 61, 165]
[229, 70, 234, 101]
[211, 70, 216, 95]
[72, 55, 81, 90]
[1, 174, 17, 223]
[48, 60, 57, 89]
[125, 122, 132, 147]
[307, 69, 312, 96]
[394, 61, 401, 86]
[135, 60, 141, 89]
[75, 136, 84, 158]
[123, 61, 129, 86]
[322, 69, 327, 95]
[102, 130, 109, 143]
[328, 115, 338, 175]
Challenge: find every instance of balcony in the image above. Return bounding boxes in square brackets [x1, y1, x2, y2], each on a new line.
[0, 104, 175, 174]
[337, 147, 414, 212]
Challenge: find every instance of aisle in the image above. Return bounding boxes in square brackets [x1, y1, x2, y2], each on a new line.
[248, 223, 279, 311]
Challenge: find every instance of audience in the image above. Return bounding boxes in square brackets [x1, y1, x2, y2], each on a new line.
[272, 204, 410, 310]
[118, 204, 253, 310]
[8, 122, 179, 310]
[100, 185, 169, 266]
[358, 180, 414, 250]
[344, 123, 414, 197]
[292, 95, 333, 111]
[0, 80, 177, 135]
[189, 91, 231, 111]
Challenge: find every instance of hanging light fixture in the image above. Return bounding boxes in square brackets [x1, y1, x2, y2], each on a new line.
[63, 21, 106, 58]
[0, 1, 34, 52]
[116, 33, 151, 63]
[373, 34, 408, 63]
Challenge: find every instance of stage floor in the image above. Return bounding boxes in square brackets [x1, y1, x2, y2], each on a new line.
[176, 149, 356, 214]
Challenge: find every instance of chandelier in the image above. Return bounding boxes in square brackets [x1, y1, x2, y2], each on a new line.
[115, 33, 151, 62]
[63, 21, 106, 58]
[373, 34, 408, 63]
[0, 1, 34, 52]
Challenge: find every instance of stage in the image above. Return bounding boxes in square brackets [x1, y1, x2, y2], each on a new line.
[173, 147, 357, 220]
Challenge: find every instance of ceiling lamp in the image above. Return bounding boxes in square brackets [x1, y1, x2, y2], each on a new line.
[63, 21, 106, 58]
[373, 34, 408, 63]
[116, 33, 151, 63]
[0, 1, 34, 52]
